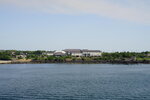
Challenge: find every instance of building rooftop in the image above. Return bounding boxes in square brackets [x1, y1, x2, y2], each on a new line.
[54, 51, 66, 56]
[82, 49, 101, 52]
[63, 49, 82, 53]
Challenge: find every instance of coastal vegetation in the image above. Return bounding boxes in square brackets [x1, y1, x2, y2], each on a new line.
[0, 50, 150, 64]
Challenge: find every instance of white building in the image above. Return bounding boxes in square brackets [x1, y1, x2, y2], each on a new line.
[82, 49, 102, 57]
[42, 51, 54, 56]
[63, 49, 83, 57]
[53, 51, 66, 56]
[16, 55, 27, 59]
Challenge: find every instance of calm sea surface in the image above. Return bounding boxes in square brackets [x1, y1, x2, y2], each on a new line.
[0, 64, 150, 100]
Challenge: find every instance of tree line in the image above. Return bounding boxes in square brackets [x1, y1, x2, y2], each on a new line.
[0, 50, 150, 62]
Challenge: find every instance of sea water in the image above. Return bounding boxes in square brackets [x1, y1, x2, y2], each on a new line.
[0, 64, 150, 100]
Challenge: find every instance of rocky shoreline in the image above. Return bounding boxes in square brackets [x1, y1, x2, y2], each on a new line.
[32, 60, 150, 64]
[1, 60, 150, 64]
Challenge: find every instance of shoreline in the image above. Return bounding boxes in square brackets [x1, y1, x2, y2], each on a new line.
[0, 60, 150, 64]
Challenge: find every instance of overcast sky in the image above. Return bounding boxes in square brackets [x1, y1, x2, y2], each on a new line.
[0, 0, 150, 52]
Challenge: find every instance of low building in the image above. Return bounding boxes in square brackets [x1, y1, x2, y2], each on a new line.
[82, 49, 102, 57]
[147, 53, 150, 57]
[16, 55, 27, 59]
[42, 51, 54, 56]
[53, 51, 66, 57]
[63, 49, 82, 57]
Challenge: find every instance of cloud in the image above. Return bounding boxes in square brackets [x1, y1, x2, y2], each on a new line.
[0, 0, 150, 24]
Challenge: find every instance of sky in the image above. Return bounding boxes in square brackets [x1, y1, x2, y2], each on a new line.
[0, 0, 150, 52]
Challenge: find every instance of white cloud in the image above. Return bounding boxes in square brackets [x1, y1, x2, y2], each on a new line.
[0, 0, 150, 24]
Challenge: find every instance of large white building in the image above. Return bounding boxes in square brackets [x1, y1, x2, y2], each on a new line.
[43, 49, 102, 57]
[63, 49, 83, 57]
[64, 49, 102, 57]
[82, 49, 102, 57]
[53, 51, 66, 56]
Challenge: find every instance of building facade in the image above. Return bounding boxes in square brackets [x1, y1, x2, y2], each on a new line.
[42, 51, 54, 56]
[53, 51, 66, 57]
[63, 49, 83, 57]
[82, 49, 102, 57]
[64, 49, 102, 57]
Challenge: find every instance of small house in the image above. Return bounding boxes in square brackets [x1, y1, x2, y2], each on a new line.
[147, 53, 150, 57]
[16, 55, 27, 59]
